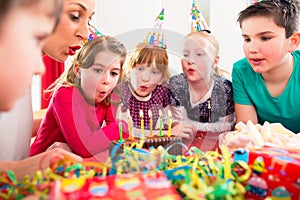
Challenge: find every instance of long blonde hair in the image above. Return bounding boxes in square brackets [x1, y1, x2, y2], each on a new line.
[44, 36, 127, 104]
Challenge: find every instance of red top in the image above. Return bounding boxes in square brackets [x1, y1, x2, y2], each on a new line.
[30, 86, 128, 158]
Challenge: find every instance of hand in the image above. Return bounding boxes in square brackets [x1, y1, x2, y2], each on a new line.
[39, 148, 82, 170]
[171, 122, 197, 139]
[12, 148, 82, 181]
[46, 142, 72, 152]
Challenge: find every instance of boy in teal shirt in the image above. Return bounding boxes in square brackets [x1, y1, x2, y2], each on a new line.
[232, 0, 300, 133]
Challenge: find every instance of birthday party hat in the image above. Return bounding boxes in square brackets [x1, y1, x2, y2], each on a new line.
[246, 0, 263, 6]
[87, 23, 103, 42]
[143, 8, 167, 49]
[189, 0, 209, 33]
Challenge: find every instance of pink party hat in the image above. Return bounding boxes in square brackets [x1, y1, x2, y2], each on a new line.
[190, 0, 209, 33]
[143, 8, 167, 49]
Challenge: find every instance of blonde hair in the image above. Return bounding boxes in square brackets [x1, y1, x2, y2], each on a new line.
[126, 43, 170, 82]
[45, 36, 127, 104]
[187, 31, 219, 59]
[186, 31, 230, 78]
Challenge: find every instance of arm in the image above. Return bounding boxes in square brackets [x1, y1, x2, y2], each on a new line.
[234, 103, 258, 125]
[187, 113, 234, 132]
[232, 62, 258, 126]
[171, 105, 235, 133]
[0, 149, 81, 181]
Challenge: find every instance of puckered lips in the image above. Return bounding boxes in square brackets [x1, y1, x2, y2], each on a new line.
[186, 67, 196, 75]
[68, 46, 81, 56]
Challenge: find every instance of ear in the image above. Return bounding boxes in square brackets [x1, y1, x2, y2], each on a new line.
[288, 32, 300, 53]
[73, 64, 81, 78]
[213, 55, 220, 66]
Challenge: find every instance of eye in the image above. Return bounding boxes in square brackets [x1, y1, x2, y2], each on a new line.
[196, 53, 203, 56]
[111, 71, 120, 77]
[70, 12, 80, 22]
[244, 38, 251, 43]
[137, 66, 144, 71]
[182, 51, 189, 57]
[261, 36, 271, 41]
[152, 69, 160, 75]
[93, 68, 103, 73]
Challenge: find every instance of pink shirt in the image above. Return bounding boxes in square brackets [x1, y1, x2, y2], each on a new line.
[30, 86, 128, 158]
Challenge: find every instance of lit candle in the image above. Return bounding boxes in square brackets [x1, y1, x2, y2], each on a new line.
[140, 110, 144, 138]
[119, 121, 123, 142]
[148, 109, 153, 138]
[159, 110, 163, 137]
[167, 110, 172, 138]
[127, 109, 133, 141]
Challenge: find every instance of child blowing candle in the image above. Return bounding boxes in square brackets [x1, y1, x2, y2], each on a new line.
[169, 1, 234, 139]
[114, 8, 183, 138]
[115, 41, 172, 137]
[30, 36, 129, 158]
[169, 31, 234, 137]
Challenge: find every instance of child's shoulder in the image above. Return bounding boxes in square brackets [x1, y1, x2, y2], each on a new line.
[293, 50, 300, 63]
[54, 85, 76, 97]
[214, 74, 232, 91]
[169, 73, 185, 84]
[233, 57, 250, 70]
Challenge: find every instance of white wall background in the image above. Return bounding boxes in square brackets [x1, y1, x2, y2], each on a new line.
[32, 0, 300, 111]
[91, 0, 248, 74]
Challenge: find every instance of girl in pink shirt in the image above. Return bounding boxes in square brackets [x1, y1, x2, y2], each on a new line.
[30, 36, 128, 158]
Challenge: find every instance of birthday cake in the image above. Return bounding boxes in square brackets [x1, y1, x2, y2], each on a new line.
[109, 135, 183, 158]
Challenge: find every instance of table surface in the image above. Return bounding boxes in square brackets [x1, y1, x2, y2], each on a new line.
[182, 131, 220, 153]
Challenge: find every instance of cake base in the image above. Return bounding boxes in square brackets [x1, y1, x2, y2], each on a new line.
[109, 136, 182, 158]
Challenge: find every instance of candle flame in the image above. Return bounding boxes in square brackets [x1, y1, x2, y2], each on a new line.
[148, 109, 152, 118]
[168, 110, 172, 117]
[139, 110, 144, 118]
[127, 109, 131, 118]
[159, 109, 162, 117]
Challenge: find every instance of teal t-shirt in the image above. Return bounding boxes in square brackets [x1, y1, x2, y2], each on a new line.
[232, 50, 300, 133]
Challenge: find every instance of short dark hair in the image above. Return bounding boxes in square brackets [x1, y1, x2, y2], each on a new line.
[237, 0, 300, 38]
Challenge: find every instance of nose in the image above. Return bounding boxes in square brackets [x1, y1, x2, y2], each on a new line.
[76, 21, 89, 41]
[184, 55, 195, 65]
[141, 70, 150, 82]
[248, 40, 259, 53]
[99, 71, 110, 85]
